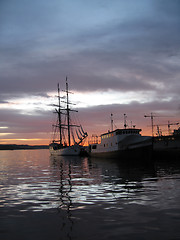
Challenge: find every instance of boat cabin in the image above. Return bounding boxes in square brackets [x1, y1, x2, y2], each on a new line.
[90, 128, 142, 152]
[101, 128, 141, 140]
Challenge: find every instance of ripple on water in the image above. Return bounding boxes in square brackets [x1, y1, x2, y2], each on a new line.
[0, 150, 180, 213]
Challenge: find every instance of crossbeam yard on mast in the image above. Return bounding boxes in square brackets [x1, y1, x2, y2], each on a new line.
[52, 124, 80, 128]
[61, 100, 76, 106]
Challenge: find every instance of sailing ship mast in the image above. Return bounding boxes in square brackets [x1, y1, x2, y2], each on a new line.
[66, 78, 71, 146]
[57, 83, 62, 145]
[64, 77, 79, 146]
[52, 83, 63, 145]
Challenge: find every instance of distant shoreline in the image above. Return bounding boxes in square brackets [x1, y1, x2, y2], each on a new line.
[0, 144, 49, 150]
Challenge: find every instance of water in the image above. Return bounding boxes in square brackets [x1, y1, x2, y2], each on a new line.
[0, 149, 180, 240]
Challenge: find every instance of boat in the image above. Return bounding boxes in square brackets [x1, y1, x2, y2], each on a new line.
[49, 79, 88, 156]
[153, 127, 180, 157]
[89, 115, 152, 158]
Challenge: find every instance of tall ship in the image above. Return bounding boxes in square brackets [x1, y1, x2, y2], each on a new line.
[89, 115, 152, 158]
[49, 79, 88, 156]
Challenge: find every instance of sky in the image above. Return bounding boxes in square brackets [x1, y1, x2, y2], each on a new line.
[0, 0, 180, 145]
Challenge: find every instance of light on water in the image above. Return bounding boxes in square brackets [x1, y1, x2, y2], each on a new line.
[0, 149, 180, 239]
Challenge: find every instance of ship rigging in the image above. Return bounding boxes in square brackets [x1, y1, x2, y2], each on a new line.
[49, 78, 88, 156]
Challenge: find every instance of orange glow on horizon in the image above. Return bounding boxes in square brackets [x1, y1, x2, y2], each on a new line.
[1, 125, 178, 146]
[0, 138, 50, 145]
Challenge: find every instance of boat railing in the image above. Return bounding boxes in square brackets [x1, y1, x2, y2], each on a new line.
[88, 135, 101, 145]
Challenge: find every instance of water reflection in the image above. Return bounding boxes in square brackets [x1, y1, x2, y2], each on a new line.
[56, 159, 73, 240]
[1, 150, 180, 239]
[1, 150, 180, 213]
[50, 154, 180, 210]
[48, 155, 180, 239]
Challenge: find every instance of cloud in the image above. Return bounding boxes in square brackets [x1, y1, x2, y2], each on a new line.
[0, 0, 180, 143]
[0, 96, 179, 144]
[1, 0, 180, 95]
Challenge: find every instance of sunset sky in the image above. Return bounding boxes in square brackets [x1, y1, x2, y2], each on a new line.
[0, 0, 180, 145]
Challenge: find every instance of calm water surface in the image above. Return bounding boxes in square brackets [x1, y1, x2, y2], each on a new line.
[0, 149, 180, 240]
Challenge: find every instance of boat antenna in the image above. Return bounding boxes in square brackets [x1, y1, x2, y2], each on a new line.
[111, 113, 113, 132]
[124, 113, 127, 129]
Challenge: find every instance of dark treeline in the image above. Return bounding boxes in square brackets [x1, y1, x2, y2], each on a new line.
[0, 144, 49, 150]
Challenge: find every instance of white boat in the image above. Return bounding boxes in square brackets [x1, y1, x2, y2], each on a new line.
[49, 144, 82, 156]
[89, 118, 152, 158]
[49, 78, 88, 156]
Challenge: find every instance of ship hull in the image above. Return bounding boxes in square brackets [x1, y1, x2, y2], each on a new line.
[49, 145, 81, 156]
[89, 145, 152, 159]
[152, 135, 180, 159]
[153, 135, 180, 151]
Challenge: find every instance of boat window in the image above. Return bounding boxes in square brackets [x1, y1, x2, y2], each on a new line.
[92, 145, 97, 149]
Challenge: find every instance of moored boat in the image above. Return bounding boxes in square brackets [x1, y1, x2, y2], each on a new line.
[49, 79, 88, 156]
[89, 118, 152, 158]
[153, 127, 180, 158]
